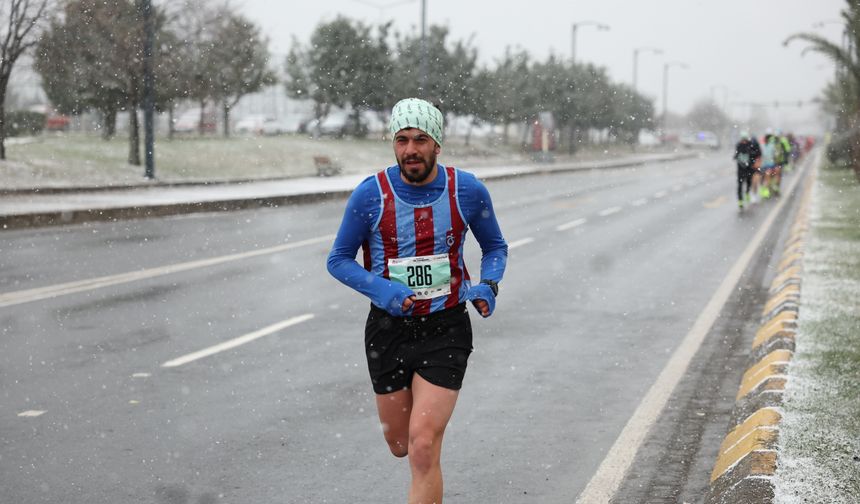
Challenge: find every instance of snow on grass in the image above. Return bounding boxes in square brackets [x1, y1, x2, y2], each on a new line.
[0, 132, 674, 189]
[774, 166, 860, 504]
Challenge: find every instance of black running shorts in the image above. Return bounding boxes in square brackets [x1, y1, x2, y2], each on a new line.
[364, 303, 473, 394]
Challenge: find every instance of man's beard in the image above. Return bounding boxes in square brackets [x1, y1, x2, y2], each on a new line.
[398, 153, 436, 183]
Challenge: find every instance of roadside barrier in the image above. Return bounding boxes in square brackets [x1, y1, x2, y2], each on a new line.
[704, 155, 816, 504]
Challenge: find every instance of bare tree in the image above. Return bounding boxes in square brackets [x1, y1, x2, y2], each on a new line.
[0, 0, 51, 160]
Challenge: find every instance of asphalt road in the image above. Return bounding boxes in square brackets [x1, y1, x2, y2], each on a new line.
[0, 152, 803, 503]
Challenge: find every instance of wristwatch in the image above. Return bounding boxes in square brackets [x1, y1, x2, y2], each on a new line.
[480, 279, 499, 297]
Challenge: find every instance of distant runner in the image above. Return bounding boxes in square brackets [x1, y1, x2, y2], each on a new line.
[733, 131, 759, 209]
[760, 133, 777, 200]
[327, 98, 508, 503]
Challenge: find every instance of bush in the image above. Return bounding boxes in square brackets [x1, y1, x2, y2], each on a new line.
[5, 110, 46, 137]
[826, 127, 860, 182]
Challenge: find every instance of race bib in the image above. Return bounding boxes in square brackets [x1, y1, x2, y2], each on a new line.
[388, 253, 451, 300]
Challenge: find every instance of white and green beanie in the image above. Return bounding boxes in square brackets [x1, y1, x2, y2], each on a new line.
[389, 98, 444, 146]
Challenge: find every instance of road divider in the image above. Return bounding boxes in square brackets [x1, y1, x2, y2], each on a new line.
[161, 313, 315, 368]
[705, 156, 816, 504]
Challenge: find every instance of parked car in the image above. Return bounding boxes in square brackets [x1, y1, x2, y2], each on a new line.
[45, 114, 71, 132]
[260, 118, 293, 135]
[680, 131, 720, 150]
[235, 114, 269, 135]
[174, 108, 216, 134]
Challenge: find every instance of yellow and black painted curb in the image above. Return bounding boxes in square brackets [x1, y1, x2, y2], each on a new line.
[705, 167, 815, 504]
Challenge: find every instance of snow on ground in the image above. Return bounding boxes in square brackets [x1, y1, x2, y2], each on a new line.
[774, 166, 860, 503]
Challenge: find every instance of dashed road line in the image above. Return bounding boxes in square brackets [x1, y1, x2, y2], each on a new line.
[508, 237, 535, 249]
[598, 206, 622, 217]
[704, 195, 728, 208]
[555, 218, 587, 231]
[653, 190, 668, 199]
[631, 198, 648, 207]
[161, 313, 315, 368]
[18, 410, 46, 418]
[0, 235, 335, 308]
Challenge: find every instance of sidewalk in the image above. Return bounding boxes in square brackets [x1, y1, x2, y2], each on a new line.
[0, 151, 697, 230]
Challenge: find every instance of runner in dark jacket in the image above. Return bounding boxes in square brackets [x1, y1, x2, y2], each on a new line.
[733, 131, 759, 209]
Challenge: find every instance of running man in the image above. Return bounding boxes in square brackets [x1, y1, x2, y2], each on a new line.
[759, 133, 777, 200]
[327, 98, 508, 503]
[733, 131, 759, 209]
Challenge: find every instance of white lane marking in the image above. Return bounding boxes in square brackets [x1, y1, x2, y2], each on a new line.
[556, 218, 587, 231]
[0, 235, 335, 308]
[162, 313, 315, 368]
[18, 410, 46, 417]
[598, 206, 622, 217]
[653, 190, 668, 199]
[575, 152, 815, 504]
[630, 198, 648, 207]
[131, 373, 151, 378]
[508, 237, 535, 249]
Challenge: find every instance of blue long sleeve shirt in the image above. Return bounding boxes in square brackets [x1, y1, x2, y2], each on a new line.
[327, 165, 508, 313]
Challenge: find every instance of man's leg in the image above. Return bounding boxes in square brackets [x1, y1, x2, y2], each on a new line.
[407, 374, 459, 504]
[376, 388, 413, 458]
[773, 166, 782, 195]
[751, 171, 760, 203]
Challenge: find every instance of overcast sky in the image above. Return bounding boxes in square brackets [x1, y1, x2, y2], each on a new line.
[240, 0, 845, 130]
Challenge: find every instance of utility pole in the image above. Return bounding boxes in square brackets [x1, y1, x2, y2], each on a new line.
[662, 61, 688, 133]
[141, 0, 155, 179]
[571, 21, 609, 64]
[632, 47, 662, 93]
[420, 0, 427, 93]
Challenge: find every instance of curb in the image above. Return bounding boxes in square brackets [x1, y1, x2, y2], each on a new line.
[0, 174, 310, 196]
[0, 151, 698, 231]
[704, 161, 816, 504]
[0, 190, 351, 230]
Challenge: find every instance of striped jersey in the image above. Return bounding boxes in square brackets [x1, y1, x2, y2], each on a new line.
[327, 163, 507, 317]
[362, 166, 471, 316]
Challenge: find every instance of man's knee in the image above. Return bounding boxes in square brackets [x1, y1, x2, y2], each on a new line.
[385, 435, 409, 458]
[408, 432, 440, 473]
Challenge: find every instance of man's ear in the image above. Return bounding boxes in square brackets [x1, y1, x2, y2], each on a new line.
[434, 143, 441, 155]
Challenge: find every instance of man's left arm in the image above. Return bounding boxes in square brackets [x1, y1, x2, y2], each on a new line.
[463, 176, 508, 317]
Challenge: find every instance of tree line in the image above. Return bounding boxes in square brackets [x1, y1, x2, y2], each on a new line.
[287, 16, 655, 151]
[2, 1, 656, 165]
[33, 0, 274, 165]
[785, 0, 860, 180]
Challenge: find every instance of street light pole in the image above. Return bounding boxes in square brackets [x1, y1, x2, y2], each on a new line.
[140, 0, 155, 179]
[420, 0, 427, 93]
[710, 85, 729, 110]
[662, 61, 688, 132]
[632, 46, 662, 93]
[571, 21, 609, 64]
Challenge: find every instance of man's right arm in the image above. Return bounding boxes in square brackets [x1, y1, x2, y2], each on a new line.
[326, 178, 414, 315]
